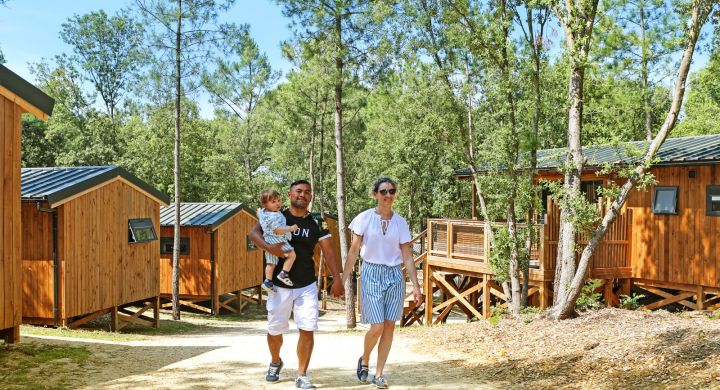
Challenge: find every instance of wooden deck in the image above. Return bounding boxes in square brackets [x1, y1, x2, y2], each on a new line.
[420, 211, 634, 323]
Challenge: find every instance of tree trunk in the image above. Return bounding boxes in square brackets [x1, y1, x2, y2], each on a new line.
[550, 0, 712, 320]
[319, 97, 327, 216]
[640, 5, 653, 142]
[309, 107, 317, 212]
[333, 12, 355, 329]
[171, 0, 182, 321]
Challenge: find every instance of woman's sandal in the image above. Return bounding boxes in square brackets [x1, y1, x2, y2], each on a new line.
[356, 356, 369, 383]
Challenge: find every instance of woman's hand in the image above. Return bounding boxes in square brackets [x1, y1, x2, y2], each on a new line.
[412, 286, 424, 308]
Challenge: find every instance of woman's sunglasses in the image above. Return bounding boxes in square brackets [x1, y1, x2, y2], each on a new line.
[377, 188, 397, 196]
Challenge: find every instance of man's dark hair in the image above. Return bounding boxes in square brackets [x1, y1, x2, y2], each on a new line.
[290, 179, 311, 189]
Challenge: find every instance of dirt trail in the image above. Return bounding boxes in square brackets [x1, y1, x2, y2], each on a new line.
[23, 309, 482, 389]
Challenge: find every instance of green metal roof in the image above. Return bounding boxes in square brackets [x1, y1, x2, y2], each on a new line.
[21, 166, 170, 206]
[160, 203, 256, 231]
[0, 64, 55, 117]
[455, 134, 720, 176]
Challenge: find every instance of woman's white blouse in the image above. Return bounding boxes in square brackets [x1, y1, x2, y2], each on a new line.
[348, 208, 412, 267]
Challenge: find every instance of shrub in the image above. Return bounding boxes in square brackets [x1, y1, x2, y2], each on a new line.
[620, 293, 645, 310]
[576, 279, 604, 310]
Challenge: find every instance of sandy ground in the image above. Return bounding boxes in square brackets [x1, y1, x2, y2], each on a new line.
[20, 307, 481, 390]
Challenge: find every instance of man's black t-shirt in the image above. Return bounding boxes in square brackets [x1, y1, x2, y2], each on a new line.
[272, 209, 330, 289]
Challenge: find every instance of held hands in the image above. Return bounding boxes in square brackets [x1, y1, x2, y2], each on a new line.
[330, 278, 345, 298]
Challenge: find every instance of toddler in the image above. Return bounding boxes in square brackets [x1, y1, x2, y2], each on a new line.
[258, 189, 298, 294]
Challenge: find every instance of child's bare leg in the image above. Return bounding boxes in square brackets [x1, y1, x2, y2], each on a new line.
[265, 264, 276, 280]
[281, 250, 296, 272]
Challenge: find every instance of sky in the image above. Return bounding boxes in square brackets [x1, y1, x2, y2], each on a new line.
[0, 0, 293, 116]
[0, 1, 713, 117]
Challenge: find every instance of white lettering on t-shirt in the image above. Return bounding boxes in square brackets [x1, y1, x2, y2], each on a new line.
[293, 228, 310, 238]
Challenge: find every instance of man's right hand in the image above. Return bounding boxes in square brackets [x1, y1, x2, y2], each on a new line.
[267, 242, 289, 258]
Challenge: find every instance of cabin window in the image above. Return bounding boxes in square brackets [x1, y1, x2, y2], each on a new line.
[707, 185, 720, 216]
[247, 235, 258, 250]
[160, 237, 190, 255]
[652, 186, 678, 215]
[581, 180, 604, 203]
[128, 218, 158, 243]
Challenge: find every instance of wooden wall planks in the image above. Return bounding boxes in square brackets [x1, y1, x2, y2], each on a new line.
[627, 166, 720, 288]
[216, 210, 262, 294]
[0, 96, 22, 339]
[159, 226, 212, 296]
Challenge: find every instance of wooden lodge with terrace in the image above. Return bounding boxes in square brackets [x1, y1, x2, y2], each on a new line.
[402, 134, 720, 325]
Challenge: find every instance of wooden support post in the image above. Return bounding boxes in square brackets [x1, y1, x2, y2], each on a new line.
[424, 264, 434, 326]
[153, 297, 160, 328]
[447, 222, 454, 258]
[539, 282, 549, 309]
[256, 285, 262, 305]
[212, 294, 221, 316]
[111, 306, 119, 332]
[235, 291, 242, 312]
[0, 326, 20, 343]
[482, 276, 491, 318]
[697, 286, 705, 311]
[604, 280, 618, 307]
[619, 279, 631, 297]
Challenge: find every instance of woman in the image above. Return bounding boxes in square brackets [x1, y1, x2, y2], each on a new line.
[342, 176, 423, 389]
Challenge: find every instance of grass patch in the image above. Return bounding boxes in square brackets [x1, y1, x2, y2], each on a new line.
[0, 342, 91, 389]
[22, 317, 224, 341]
[21, 325, 148, 342]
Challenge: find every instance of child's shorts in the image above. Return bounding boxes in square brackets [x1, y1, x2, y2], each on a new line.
[264, 242, 294, 265]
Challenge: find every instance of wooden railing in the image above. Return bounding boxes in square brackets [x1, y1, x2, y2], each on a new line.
[427, 219, 543, 267]
[428, 211, 631, 279]
[543, 200, 633, 272]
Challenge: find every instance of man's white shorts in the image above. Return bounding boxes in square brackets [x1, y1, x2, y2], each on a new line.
[267, 282, 319, 336]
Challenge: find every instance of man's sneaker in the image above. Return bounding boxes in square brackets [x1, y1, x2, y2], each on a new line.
[265, 360, 282, 382]
[294, 375, 316, 389]
[277, 270, 294, 286]
[261, 279, 276, 296]
[371, 375, 389, 389]
[356, 356, 369, 382]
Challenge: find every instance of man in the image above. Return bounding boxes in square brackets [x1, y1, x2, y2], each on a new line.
[249, 180, 344, 389]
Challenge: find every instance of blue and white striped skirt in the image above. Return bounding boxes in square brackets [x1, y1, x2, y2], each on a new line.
[360, 261, 404, 324]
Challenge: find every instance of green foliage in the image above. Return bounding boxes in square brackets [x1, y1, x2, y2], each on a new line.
[576, 279, 604, 311]
[620, 293, 645, 310]
[489, 226, 531, 283]
[675, 51, 720, 136]
[543, 179, 600, 237]
[60, 9, 144, 119]
[489, 305, 509, 325]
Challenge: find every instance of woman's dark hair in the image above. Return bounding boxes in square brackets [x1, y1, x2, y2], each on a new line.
[371, 176, 397, 194]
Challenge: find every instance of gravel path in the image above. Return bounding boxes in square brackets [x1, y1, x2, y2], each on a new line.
[22, 307, 484, 390]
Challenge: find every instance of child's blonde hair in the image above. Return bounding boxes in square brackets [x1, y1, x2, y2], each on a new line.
[260, 189, 281, 206]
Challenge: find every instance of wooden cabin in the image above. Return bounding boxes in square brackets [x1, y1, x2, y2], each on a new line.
[0, 65, 54, 343]
[159, 203, 263, 314]
[423, 134, 720, 323]
[21, 166, 169, 330]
